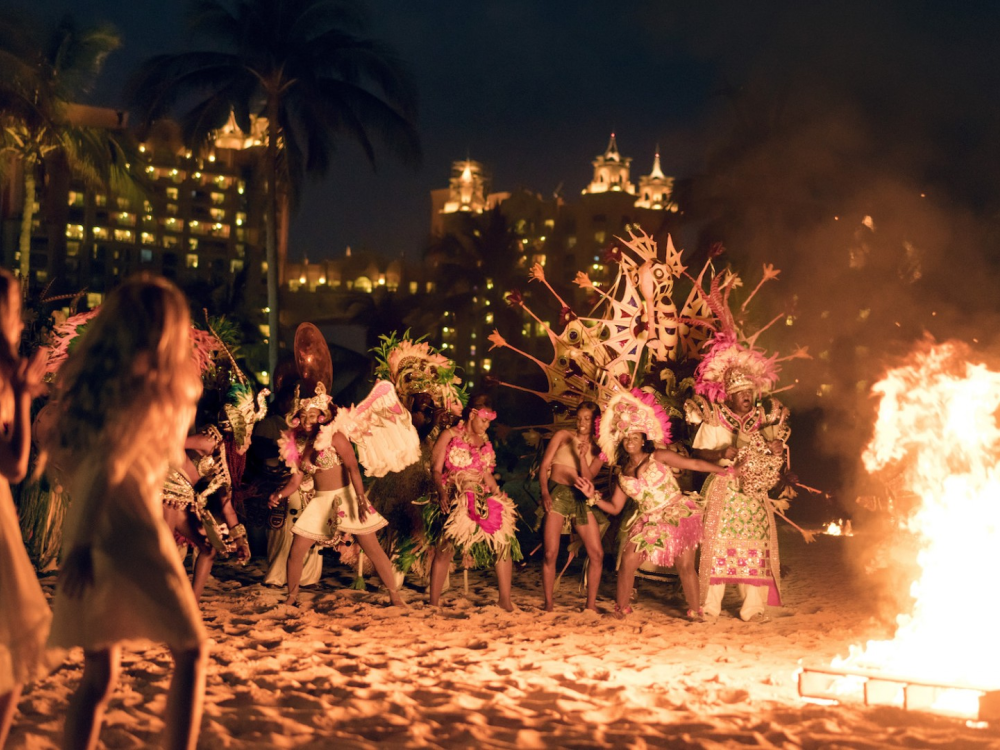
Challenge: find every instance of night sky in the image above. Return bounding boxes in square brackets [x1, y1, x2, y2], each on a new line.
[8, 1, 1000, 270]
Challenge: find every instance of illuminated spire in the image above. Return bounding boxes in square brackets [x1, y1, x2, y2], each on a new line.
[650, 145, 665, 179]
[604, 132, 621, 163]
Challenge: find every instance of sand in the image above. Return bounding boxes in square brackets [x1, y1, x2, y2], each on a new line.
[7, 529, 1000, 749]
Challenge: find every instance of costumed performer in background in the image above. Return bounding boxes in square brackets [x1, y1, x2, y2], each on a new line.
[427, 394, 521, 611]
[367, 333, 464, 583]
[538, 400, 605, 612]
[580, 389, 729, 619]
[47, 275, 206, 750]
[686, 332, 791, 624]
[0, 267, 51, 747]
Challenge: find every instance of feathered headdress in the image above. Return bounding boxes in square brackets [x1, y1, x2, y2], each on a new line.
[372, 331, 466, 414]
[597, 388, 673, 460]
[286, 381, 333, 425]
[693, 331, 779, 404]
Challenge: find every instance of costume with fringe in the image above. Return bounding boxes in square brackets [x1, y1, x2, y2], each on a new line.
[429, 424, 521, 568]
[617, 458, 704, 567]
[291, 485, 387, 546]
[687, 332, 791, 610]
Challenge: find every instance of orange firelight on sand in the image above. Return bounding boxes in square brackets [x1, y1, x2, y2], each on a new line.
[829, 340, 1000, 716]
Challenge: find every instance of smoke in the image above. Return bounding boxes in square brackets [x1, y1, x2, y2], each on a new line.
[645, 3, 1000, 527]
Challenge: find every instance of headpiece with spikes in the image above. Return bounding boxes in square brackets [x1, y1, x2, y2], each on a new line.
[597, 388, 673, 460]
[693, 331, 780, 404]
[286, 381, 333, 425]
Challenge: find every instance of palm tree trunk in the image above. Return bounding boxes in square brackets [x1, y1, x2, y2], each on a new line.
[265, 98, 280, 379]
[19, 155, 36, 281]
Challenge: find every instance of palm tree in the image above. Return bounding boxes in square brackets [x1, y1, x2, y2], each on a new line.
[129, 0, 421, 377]
[0, 13, 136, 285]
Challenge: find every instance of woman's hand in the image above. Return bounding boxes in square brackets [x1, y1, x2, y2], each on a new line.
[59, 545, 94, 599]
[267, 490, 285, 509]
[540, 488, 552, 514]
[437, 491, 450, 514]
[574, 476, 595, 498]
[357, 493, 369, 522]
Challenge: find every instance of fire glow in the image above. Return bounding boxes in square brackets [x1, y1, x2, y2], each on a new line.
[826, 341, 1000, 716]
[824, 520, 853, 536]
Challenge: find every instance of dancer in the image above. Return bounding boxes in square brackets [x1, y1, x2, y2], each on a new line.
[47, 275, 206, 750]
[162, 424, 251, 601]
[368, 332, 465, 581]
[687, 340, 790, 623]
[584, 389, 729, 619]
[539, 401, 605, 612]
[259, 381, 322, 588]
[0, 267, 50, 748]
[269, 383, 406, 607]
[427, 395, 521, 611]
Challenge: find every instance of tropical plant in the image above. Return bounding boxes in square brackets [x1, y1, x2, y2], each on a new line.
[129, 0, 421, 376]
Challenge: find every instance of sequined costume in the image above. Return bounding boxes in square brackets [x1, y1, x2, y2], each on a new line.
[162, 441, 235, 553]
[688, 395, 790, 610]
[426, 424, 521, 569]
[617, 458, 703, 568]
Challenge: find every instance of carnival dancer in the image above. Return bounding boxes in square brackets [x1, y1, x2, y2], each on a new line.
[0, 267, 50, 747]
[538, 401, 605, 612]
[427, 395, 521, 611]
[268, 382, 406, 607]
[367, 333, 465, 582]
[581, 389, 729, 619]
[47, 275, 206, 750]
[259, 381, 322, 588]
[162, 424, 251, 601]
[686, 332, 791, 623]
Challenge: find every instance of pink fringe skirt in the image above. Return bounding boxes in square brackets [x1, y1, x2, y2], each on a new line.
[626, 498, 703, 568]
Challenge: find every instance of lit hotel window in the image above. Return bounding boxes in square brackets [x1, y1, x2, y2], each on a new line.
[114, 229, 133, 242]
[93, 227, 110, 240]
[482, 358, 492, 372]
[65, 225, 85, 240]
[140, 249, 153, 263]
[230, 259, 244, 273]
[594, 230, 606, 243]
[409, 281, 418, 294]
[186, 253, 199, 269]
[166, 187, 179, 201]
[66, 242, 80, 257]
[141, 232, 156, 245]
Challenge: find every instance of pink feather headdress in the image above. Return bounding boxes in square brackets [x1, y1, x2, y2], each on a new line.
[597, 388, 673, 460]
[694, 331, 779, 403]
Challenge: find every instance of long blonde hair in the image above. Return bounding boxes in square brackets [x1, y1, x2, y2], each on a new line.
[0, 268, 21, 425]
[50, 275, 201, 489]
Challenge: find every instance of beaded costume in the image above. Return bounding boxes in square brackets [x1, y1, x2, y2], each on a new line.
[688, 394, 790, 607]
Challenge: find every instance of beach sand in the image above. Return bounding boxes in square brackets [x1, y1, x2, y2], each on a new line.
[8, 528, 999, 748]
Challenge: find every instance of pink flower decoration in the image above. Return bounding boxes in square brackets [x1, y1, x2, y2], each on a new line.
[466, 491, 503, 535]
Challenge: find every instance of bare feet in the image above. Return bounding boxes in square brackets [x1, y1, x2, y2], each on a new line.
[613, 604, 633, 620]
[498, 599, 514, 612]
[543, 602, 554, 612]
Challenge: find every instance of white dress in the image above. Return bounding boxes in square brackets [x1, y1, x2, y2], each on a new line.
[49, 465, 205, 651]
[0, 477, 51, 691]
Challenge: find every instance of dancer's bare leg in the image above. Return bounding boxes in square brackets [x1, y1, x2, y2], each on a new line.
[675, 547, 700, 613]
[0, 684, 23, 748]
[495, 554, 514, 611]
[541, 511, 565, 611]
[191, 546, 217, 602]
[285, 533, 315, 605]
[574, 515, 605, 612]
[616, 543, 642, 616]
[64, 646, 120, 750]
[355, 532, 406, 606]
[428, 542, 453, 606]
[164, 643, 207, 750]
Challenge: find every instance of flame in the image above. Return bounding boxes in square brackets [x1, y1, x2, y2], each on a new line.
[832, 340, 1000, 714]
[824, 520, 853, 536]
